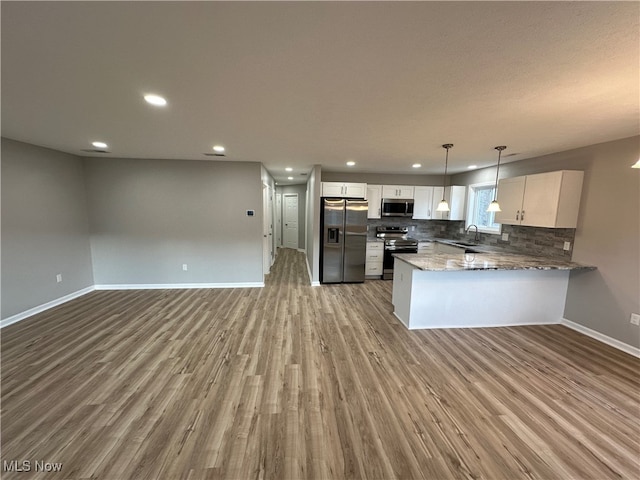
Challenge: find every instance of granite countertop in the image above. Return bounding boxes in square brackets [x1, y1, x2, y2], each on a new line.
[393, 252, 596, 272]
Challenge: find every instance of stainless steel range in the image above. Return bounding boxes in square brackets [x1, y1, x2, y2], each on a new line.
[376, 226, 418, 280]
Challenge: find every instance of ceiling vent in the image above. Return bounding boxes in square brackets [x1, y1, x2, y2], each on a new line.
[203, 153, 226, 157]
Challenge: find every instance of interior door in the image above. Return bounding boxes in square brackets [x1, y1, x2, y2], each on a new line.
[262, 184, 271, 275]
[275, 193, 282, 247]
[283, 193, 298, 249]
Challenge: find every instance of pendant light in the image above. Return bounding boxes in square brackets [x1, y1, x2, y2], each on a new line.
[632, 159, 640, 168]
[436, 143, 453, 212]
[487, 146, 506, 212]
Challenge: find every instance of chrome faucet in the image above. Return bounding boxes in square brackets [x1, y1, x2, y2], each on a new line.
[466, 224, 479, 243]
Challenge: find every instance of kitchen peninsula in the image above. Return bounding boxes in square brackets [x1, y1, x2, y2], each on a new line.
[392, 252, 595, 330]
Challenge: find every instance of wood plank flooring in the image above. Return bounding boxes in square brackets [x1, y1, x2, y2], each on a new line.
[1, 248, 639, 479]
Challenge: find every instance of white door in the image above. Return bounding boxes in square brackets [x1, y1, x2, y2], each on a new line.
[263, 184, 271, 275]
[283, 194, 298, 249]
[275, 193, 282, 247]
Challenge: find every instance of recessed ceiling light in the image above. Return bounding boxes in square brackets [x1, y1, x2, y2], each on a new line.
[285, 167, 293, 172]
[467, 165, 478, 170]
[213, 145, 225, 153]
[412, 163, 422, 168]
[346, 161, 356, 166]
[287, 176, 293, 180]
[144, 94, 167, 106]
[92, 141, 108, 149]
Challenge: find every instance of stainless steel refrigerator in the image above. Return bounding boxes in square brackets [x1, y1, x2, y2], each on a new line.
[320, 198, 368, 283]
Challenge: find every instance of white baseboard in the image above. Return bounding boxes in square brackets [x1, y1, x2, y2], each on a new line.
[1, 286, 95, 329]
[1, 281, 265, 329]
[94, 282, 264, 290]
[297, 248, 306, 254]
[561, 318, 640, 358]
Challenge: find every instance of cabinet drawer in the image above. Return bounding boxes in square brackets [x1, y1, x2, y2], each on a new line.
[366, 263, 383, 275]
[366, 253, 383, 262]
[366, 242, 384, 252]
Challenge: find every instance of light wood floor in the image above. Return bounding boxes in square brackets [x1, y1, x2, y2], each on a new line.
[2, 249, 639, 480]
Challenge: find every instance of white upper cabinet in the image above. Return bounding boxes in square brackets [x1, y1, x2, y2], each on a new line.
[382, 185, 414, 199]
[493, 176, 526, 224]
[366, 184, 382, 219]
[321, 182, 367, 198]
[430, 185, 466, 221]
[413, 186, 435, 219]
[495, 171, 584, 228]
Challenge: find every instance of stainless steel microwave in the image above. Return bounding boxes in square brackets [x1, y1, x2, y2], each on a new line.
[381, 198, 414, 217]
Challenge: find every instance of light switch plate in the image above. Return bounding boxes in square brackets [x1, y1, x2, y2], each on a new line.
[56, 274, 62, 283]
[501, 233, 509, 241]
[630, 313, 640, 326]
[563, 241, 571, 251]
[182, 264, 188, 271]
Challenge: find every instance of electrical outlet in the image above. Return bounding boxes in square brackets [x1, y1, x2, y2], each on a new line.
[440, 226, 446, 232]
[563, 241, 571, 251]
[56, 273, 62, 283]
[630, 313, 640, 326]
[501, 233, 509, 241]
[459, 228, 464, 234]
[182, 264, 188, 271]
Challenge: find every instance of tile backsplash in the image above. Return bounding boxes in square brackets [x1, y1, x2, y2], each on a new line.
[367, 217, 576, 260]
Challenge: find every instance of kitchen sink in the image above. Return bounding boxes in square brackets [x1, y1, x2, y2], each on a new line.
[452, 242, 479, 247]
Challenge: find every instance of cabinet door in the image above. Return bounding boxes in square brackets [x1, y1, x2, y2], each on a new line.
[413, 186, 434, 219]
[382, 185, 414, 198]
[366, 185, 382, 219]
[344, 183, 367, 198]
[398, 186, 415, 199]
[322, 182, 345, 197]
[431, 186, 446, 220]
[446, 186, 466, 221]
[521, 172, 562, 227]
[494, 176, 526, 225]
[382, 185, 400, 198]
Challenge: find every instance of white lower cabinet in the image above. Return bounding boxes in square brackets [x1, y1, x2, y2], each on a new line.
[365, 241, 384, 277]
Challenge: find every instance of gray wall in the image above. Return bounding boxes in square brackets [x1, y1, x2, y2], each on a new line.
[1, 138, 94, 319]
[85, 157, 264, 285]
[276, 184, 307, 249]
[453, 136, 640, 349]
[322, 171, 444, 186]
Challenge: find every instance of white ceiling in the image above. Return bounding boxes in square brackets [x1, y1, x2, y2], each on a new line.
[2, 1, 638, 185]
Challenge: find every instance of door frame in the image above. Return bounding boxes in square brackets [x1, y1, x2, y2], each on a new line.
[283, 193, 299, 250]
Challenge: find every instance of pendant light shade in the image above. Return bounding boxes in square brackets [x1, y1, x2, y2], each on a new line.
[436, 144, 453, 212]
[632, 159, 640, 168]
[487, 146, 506, 213]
